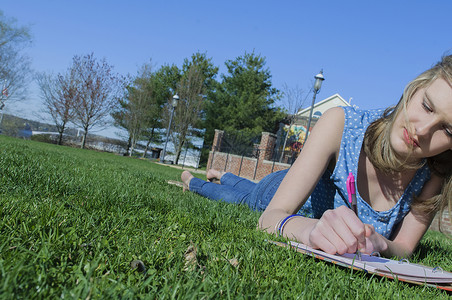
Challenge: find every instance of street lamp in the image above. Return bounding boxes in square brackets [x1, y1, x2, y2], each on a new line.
[303, 70, 325, 146]
[161, 93, 179, 163]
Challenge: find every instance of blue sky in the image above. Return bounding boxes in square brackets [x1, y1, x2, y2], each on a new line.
[2, 0, 452, 136]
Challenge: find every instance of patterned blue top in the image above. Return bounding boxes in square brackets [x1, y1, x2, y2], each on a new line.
[298, 106, 431, 239]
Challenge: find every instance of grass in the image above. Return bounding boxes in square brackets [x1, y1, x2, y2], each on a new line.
[0, 135, 452, 299]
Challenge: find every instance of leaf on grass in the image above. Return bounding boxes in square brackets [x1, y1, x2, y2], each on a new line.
[184, 244, 198, 271]
[212, 256, 239, 268]
[228, 258, 239, 268]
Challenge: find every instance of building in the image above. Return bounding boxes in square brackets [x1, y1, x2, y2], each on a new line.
[296, 93, 350, 119]
[291, 93, 351, 135]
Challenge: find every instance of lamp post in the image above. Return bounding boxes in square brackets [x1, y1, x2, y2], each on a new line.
[303, 70, 325, 146]
[161, 93, 179, 163]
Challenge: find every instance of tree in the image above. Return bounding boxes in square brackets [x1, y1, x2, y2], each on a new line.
[70, 53, 125, 148]
[112, 63, 158, 156]
[202, 51, 285, 163]
[112, 66, 151, 156]
[169, 52, 218, 164]
[36, 70, 77, 145]
[111, 62, 182, 157]
[278, 83, 306, 162]
[141, 64, 180, 157]
[111, 95, 131, 153]
[0, 10, 32, 106]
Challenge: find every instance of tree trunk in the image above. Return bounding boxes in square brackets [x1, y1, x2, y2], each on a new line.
[58, 132, 63, 145]
[129, 133, 135, 157]
[174, 139, 185, 165]
[57, 122, 66, 145]
[143, 139, 151, 158]
[81, 126, 88, 149]
[142, 128, 155, 158]
[125, 135, 131, 156]
[279, 119, 293, 163]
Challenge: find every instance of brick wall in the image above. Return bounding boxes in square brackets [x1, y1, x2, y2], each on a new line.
[207, 130, 290, 181]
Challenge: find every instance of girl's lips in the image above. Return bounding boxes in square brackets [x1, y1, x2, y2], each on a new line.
[403, 128, 419, 147]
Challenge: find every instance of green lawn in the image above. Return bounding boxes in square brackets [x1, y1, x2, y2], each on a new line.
[1, 135, 451, 299]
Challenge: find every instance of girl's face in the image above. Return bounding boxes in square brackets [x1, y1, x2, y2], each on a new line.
[390, 78, 452, 162]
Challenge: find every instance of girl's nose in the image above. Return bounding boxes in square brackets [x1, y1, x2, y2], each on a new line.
[415, 118, 438, 136]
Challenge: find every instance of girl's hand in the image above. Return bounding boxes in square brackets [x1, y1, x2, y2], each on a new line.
[307, 206, 367, 255]
[363, 224, 388, 255]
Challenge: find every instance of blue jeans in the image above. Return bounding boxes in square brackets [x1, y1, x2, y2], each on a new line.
[189, 169, 289, 211]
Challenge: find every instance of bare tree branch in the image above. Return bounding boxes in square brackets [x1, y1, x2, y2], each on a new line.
[70, 53, 125, 148]
[171, 64, 205, 164]
[36, 70, 77, 145]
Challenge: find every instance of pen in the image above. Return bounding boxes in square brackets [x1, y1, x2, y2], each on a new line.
[346, 172, 358, 215]
[346, 172, 362, 260]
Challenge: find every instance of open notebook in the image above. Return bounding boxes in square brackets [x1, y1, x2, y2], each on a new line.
[269, 240, 452, 291]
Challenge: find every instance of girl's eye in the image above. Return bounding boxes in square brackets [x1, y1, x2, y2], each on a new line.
[422, 100, 433, 112]
[444, 126, 452, 138]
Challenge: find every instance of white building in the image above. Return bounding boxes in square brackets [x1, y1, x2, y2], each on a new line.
[296, 93, 351, 119]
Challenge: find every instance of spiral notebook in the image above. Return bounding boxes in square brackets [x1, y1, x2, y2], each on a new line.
[269, 240, 452, 291]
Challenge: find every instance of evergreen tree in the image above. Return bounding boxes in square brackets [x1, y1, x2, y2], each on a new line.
[202, 51, 284, 163]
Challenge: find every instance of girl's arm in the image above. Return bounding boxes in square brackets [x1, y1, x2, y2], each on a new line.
[367, 174, 443, 258]
[259, 107, 368, 254]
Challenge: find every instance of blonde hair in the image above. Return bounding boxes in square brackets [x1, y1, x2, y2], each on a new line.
[364, 55, 452, 214]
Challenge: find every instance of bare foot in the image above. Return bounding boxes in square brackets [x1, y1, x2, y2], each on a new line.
[181, 171, 194, 192]
[206, 169, 225, 183]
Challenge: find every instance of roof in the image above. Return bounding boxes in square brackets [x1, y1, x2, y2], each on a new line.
[296, 93, 350, 116]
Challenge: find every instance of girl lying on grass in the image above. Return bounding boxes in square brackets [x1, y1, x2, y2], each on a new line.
[181, 55, 452, 258]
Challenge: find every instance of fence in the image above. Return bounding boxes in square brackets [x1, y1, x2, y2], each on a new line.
[207, 129, 299, 181]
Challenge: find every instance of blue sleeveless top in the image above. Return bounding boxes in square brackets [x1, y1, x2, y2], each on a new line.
[298, 106, 431, 239]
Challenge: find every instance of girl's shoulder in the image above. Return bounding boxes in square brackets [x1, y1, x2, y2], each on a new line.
[317, 106, 346, 126]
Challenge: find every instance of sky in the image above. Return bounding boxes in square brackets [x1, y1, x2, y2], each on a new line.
[2, 0, 452, 138]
